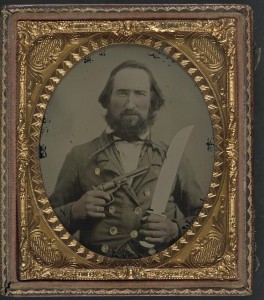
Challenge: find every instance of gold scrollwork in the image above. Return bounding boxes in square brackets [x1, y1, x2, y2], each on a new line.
[24, 31, 226, 272]
[190, 35, 225, 69]
[29, 229, 65, 268]
[16, 17, 240, 282]
[181, 196, 237, 278]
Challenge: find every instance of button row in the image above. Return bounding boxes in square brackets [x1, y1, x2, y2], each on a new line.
[109, 227, 139, 238]
[102, 229, 139, 254]
[107, 206, 142, 215]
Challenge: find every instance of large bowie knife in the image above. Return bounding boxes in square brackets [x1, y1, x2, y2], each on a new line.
[139, 125, 194, 252]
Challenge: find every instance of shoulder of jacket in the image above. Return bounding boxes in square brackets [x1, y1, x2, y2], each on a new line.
[151, 137, 168, 153]
[70, 137, 101, 158]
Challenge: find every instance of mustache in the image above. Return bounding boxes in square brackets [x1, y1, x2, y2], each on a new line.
[120, 108, 141, 116]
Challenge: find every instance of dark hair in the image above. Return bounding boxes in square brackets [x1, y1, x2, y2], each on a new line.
[98, 61, 165, 112]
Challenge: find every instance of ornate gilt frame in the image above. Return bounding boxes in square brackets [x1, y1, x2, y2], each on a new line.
[0, 4, 253, 296]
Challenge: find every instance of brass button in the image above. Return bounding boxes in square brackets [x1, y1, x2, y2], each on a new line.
[95, 167, 100, 176]
[109, 206, 116, 215]
[101, 244, 109, 253]
[144, 188, 151, 197]
[130, 230, 138, 239]
[110, 226, 118, 236]
[134, 207, 142, 215]
[154, 169, 160, 175]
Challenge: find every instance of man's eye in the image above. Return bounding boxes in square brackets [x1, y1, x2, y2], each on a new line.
[117, 91, 128, 96]
[135, 91, 146, 96]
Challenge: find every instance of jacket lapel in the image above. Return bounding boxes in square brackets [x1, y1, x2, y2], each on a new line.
[122, 184, 140, 206]
[132, 143, 165, 192]
[95, 132, 123, 176]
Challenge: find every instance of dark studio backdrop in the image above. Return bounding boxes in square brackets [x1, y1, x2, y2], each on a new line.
[0, 0, 263, 299]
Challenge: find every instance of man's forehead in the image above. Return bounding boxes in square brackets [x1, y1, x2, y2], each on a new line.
[113, 67, 151, 89]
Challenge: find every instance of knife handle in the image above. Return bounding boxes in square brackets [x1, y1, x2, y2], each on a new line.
[139, 240, 154, 248]
[139, 211, 167, 255]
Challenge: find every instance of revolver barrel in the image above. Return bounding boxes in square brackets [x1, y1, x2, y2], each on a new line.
[96, 165, 149, 193]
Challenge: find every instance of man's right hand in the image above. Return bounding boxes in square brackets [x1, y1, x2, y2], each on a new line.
[71, 190, 110, 220]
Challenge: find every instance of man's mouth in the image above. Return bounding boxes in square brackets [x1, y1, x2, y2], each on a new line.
[122, 110, 140, 116]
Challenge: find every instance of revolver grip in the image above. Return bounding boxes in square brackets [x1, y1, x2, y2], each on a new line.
[92, 183, 116, 205]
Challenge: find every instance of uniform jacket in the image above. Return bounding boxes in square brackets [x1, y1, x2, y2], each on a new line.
[49, 131, 203, 258]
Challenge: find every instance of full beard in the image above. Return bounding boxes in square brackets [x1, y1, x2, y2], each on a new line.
[105, 108, 155, 141]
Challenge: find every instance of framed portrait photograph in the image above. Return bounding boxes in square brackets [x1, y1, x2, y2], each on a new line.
[0, 3, 253, 297]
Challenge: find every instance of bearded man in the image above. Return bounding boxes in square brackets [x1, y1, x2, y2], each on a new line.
[49, 60, 203, 258]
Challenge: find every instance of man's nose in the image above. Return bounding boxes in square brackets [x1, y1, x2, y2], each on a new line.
[126, 92, 136, 109]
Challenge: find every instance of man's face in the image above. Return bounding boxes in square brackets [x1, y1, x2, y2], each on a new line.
[109, 68, 151, 126]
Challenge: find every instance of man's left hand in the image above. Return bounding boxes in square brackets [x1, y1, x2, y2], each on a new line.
[140, 214, 179, 245]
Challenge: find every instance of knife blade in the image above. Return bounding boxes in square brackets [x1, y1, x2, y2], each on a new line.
[150, 125, 194, 214]
[139, 125, 194, 252]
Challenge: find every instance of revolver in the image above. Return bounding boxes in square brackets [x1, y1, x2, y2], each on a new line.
[94, 166, 149, 205]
